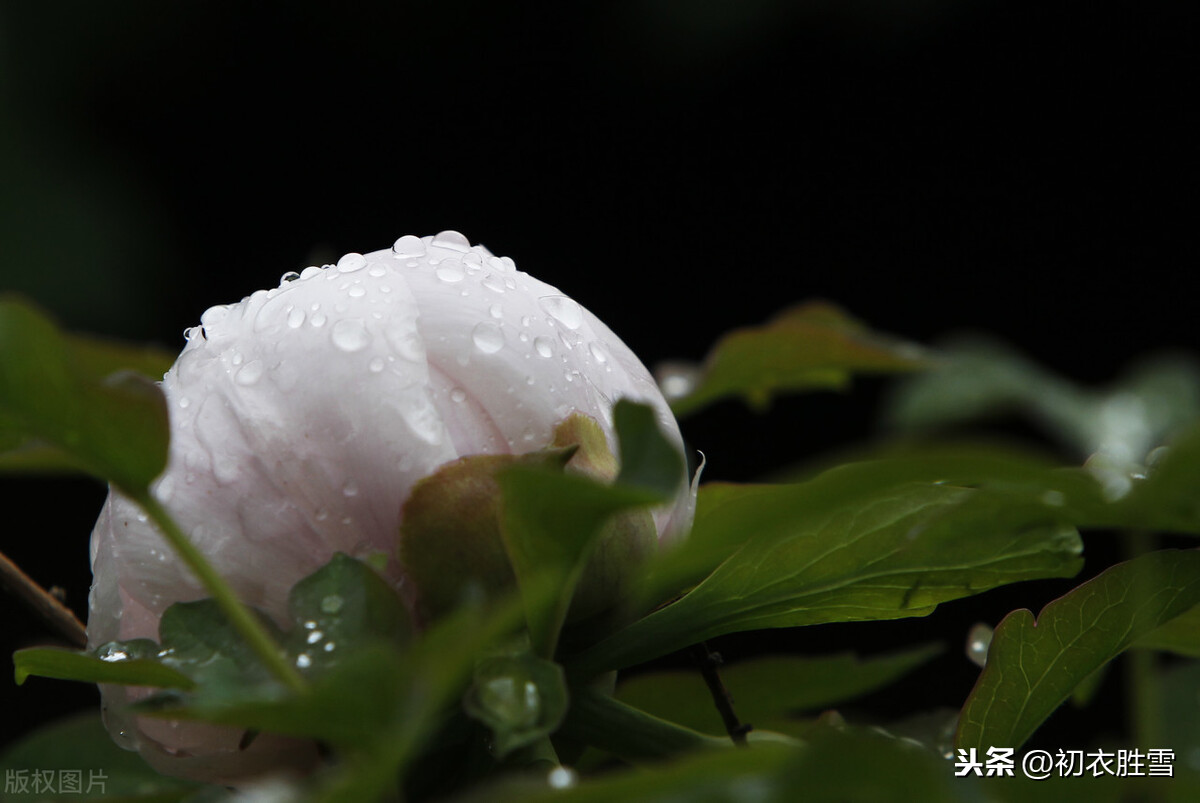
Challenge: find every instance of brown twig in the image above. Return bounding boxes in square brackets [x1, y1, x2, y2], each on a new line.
[689, 642, 751, 746]
[0, 547, 87, 648]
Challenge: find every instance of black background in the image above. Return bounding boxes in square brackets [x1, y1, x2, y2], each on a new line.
[1, 0, 1196, 757]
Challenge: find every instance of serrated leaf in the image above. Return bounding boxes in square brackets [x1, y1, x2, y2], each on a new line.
[617, 643, 942, 735]
[13, 645, 194, 689]
[0, 713, 204, 801]
[669, 302, 928, 417]
[957, 549, 1200, 751]
[0, 297, 168, 491]
[463, 652, 568, 758]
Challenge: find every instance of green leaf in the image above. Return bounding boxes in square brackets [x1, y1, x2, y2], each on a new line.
[957, 549, 1200, 751]
[285, 552, 413, 675]
[0, 297, 168, 491]
[498, 466, 660, 659]
[463, 652, 568, 758]
[613, 399, 684, 498]
[616, 643, 942, 735]
[0, 712, 204, 801]
[572, 467, 1083, 674]
[668, 302, 928, 417]
[14, 644, 194, 689]
[1135, 602, 1200, 657]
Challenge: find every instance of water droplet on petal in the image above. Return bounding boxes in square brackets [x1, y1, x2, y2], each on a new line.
[287, 308, 306, 328]
[450, 388, 467, 403]
[488, 303, 504, 319]
[482, 275, 507, 294]
[432, 230, 471, 251]
[200, 305, 229, 328]
[588, 342, 609, 364]
[296, 653, 313, 669]
[311, 312, 327, 328]
[348, 284, 366, 298]
[315, 508, 329, 522]
[368, 264, 387, 277]
[540, 296, 583, 330]
[534, 337, 554, 358]
[436, 261, 465, 283]
[472, 321, 505, 354]
[235, 360, 264, 386]
[343, 480, 359, 497]
[336, 253, 368, 273]
[331, 319, 370, 352]
[393, 235, 426, 257]
[369, 356, 385, 373]
[178, 396, 191, 409]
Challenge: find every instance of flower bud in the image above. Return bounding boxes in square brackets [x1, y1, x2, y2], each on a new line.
[86, 232, 693, 780]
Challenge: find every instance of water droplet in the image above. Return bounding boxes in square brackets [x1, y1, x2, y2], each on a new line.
[178, 396, 191, 409]
[311, 312, 327, 328]
[965, 623, 993, 668]
[331, 319, 371, 352]
[548, 767, 577, 790]
[392, 234, 426, 257]
[280, 270, 300, 283]
[472, 321, 505, 354]
[321, 594, 344, 614]
[343, 480, 359, 497]
[450, 388, 467, 403]
[482, 275, 507, 294]
[520, 315, 532, 328]
[436, 261, 466, 283]
[296, 653, 313, 669]
[97, 644, 129, 662]
[540, 296, 583, 330]
[336, 253, 368, 273]
[368, 264, 387, 277]
[348, 284, 366, 298]
[287, 308, 306, 328]
[183, 326, 201, 342]
[300, 265, 323, 280]
[315, 508, 329, 522]
[324, 641, 336, 652]
[235, 360, 264, 386]
[432, 230, 471, 251]
[307, 630, 324, 645]
[655, 362, 700, 400]
[534, 337, 554, 358]
[369, 357, 385, 373]
[588, 342, 609, 364]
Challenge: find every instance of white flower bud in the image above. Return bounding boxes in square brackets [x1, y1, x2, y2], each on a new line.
[86, 232, 692, 780]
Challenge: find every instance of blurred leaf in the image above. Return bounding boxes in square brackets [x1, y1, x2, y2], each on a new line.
[1135, 603, 1200, 657]
[613, 398, 685, 498]
[616, 643, 942, 735]
[669, 302, 928, 417]
[463, 652, 568, 758]
[0, 296, 168, 491]
[14, 643, 194, 690]
[0, 712, 204, 801]
[454, 726, 974, 803]
[572, 466, 1083, 675]
[887, 337, 1200, 471]
[957, 549, 1200, 751]
[68, 334, 173, 383]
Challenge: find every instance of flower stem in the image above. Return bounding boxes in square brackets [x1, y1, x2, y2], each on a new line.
[133, 491, 307, 694]
[0, 547, 87, 647]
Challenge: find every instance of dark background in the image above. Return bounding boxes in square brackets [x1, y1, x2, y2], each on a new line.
[1, 0, 1196, 754]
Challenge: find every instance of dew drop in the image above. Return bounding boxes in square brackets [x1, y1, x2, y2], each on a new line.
[331, 319, 371, 352]
[450, 388, 467, 403]
[368, 264, 387, 277]
[435, 261, 466, 283]
[368, 357, 385, 373]
[287, 308, 306, 328]
[540, 296, 583, 330]
[296, 653, 312, 669]
[200, 305, 229, 328]
[472, 321, 505, 354]
[336, 253, 368, 273]
[965, 623, 993, 668]
[324, 641, 336, 652]
[307, 630, 324, 645]
[97, 645, 130, 662]
[655, 362, 700, 400]
[482, 275, 507, 294]
[178, 396, 191, 409]
[280, 270, 300, 283]
[315, 508, 329, 522]
[489, 303, 504, 319]
[300, 265, 323, 280]
[588, 342, 609, 364]
[343, 480, 359, 497]
[311, 312, 327, 328]
[534, 337, 554, 358]
[393, 235, 426, 257]
[348, 284, 366, 298]
[432, 230, 471, 251]
[235, 361, 263, 386]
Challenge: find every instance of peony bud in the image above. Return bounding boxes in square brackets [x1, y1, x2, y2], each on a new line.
[87, 231, 692, 780]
